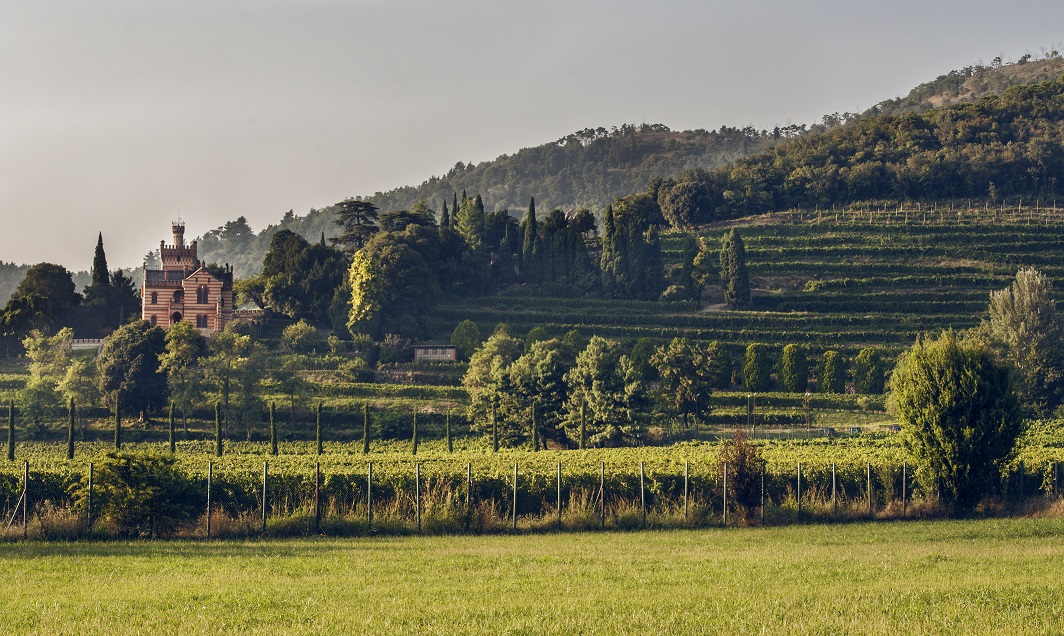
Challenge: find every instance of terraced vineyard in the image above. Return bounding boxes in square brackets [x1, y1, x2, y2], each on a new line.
[430, 212, 1064, 357]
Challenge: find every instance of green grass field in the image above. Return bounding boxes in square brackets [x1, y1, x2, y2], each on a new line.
[2, 517, 1062, 634]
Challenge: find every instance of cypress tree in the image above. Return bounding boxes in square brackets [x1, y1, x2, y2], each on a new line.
[85, 232, 111, 301]
[270, 402, 278, 456]
[522, 197, 539, 282]
[451, 192, 459, 230]
[67, 398, 75, 460]
[411, 410, 419, 455]
[215, 402, 223, 457]
[779, 344, 809, 393]
[168, 402, 176, 454]
[7, 400, 14, 461]
[457, 193, 486, 251]
[361, 403, 370, 454]
[819, 350, 846, 394]
[114, 405, 122, 450]
[722, 229, 750, 308]
[316, 402, 323, 456]
[440, 199, 450, 229]
[445, 411, 453, 453]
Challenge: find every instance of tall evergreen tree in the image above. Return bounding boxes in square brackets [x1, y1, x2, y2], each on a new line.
[456, 194, 486, 251]
[522, 197, 540, 282]
[600, 204, 619, 296]
[451, 192, 459, 230]
[84, 233, 111, 302]
[331, 198, 380, 251]
[721, 229, 750, 308]
[440, 199, 450, 230]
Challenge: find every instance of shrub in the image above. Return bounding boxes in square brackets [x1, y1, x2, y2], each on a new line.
[819, 350, 845, 394]
[891, 331, 1021, 508]
[450, 320, 481, 361]
[742, 343, 773, 391]
[778, 344, 809, 393]
[76, 452, 203, 537]
[853, 347, 886, 394]
[718, 428, 764, 511]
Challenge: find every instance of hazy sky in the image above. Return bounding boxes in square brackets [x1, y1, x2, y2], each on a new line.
[2, 0, 1062, 271]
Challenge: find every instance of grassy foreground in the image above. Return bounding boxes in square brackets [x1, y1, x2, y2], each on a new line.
[2, 518, 1063, 635]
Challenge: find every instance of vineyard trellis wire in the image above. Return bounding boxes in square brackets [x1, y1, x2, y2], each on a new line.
[2, 456, 1061, 540]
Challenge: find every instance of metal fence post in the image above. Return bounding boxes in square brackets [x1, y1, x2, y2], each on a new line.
[722, 463, 728, 526]
[760, 462, 766, 526]
[415, 462, 421, 535]
[22, 461, 28, 540]
[262, 461, 268, 534]
[367, 461, 373, 531]
[867, 463, 872, 516]
[831, 462, 837, 516]
[796, 462, 801, 517]
[640, 462, 646, 528]
[902, 462, 907, 517]
[314, 461, 321, 534]
[206, 461, 212, 539]
[557, 462, 563, 530]
[87, 462, 94, 530]
[599, 462, 605, 529]
[683, 460, 689, 523]
[512, 462, 518, 531]
[465, 462, 471, 530]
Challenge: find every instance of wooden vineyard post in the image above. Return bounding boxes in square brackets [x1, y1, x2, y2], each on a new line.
[831, 463, 837, 516]
[640, 462, 646, 528]
[683, 461, 689, 523]
[67, 398, 75, 460]
[796, 462, 802, 517]
[600, 462, 605, 529]
[270, 403, 278, 457]
[168, 402, 176, 454]
[1019, 461, 1025, 513]
[557, 462, 563, 530]
[114, 406, 122, 451]
[214, 403, 223, 458]
[902, 462, 907, 517]
[867, 463, 872, 516]
[411, 410, 418, 456]
[367, 462, 373, 531]
[446, 412, 453, 453]
[206, 461, 213, 539]
[415, 462, 421, 535]
[362, 403, 370, 455]
[262, 461, 268, 534]
[316, 402, 323, 456]
[87, 462, 93, 530]
[7, 400, 14, 462]
[512, 463, 518, 531]
[465, 462, 472, 530]
[314, 461, 321, 534]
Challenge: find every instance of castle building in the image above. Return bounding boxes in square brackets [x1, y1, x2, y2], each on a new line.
[142, 223, 235, 335]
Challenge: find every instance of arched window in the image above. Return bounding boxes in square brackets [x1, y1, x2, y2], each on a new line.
[197, 285, 209, 304]
[173, 290, 183, 302]
[196, 315, 208, 329]
[150, 292, 158, 304]
[171, 312, 182, 324]
[150, 315, 157, 326]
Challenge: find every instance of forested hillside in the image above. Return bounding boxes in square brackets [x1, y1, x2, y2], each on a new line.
[656, 74, 1064, 227]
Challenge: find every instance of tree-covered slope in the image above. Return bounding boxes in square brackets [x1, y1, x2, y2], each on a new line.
[657, 74, 1064, 227]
